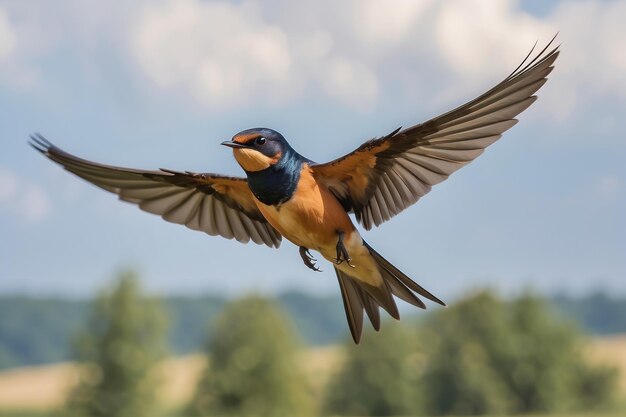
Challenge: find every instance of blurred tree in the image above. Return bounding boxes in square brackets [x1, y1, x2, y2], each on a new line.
[66, 271, 168, 417]
[505, 294, 618, 412]
[419, 292, 514, 415]
[420, 290, 619, 415]
[324, 321, 423, 416]
[3, 291, 626, 369]
[189, 295, 313, 417]
[0, 297, 86, 369]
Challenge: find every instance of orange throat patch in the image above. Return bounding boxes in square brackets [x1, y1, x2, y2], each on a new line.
[233, 149, 281, 172]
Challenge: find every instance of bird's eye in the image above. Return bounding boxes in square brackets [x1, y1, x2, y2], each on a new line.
[255, 137, 266, 145]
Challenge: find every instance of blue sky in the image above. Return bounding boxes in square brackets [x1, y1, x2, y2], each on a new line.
[1, 0, 624, 298]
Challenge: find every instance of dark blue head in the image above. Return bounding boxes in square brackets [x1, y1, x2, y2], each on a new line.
[221, 128, 296, 173]
[221, 128, 306, 205]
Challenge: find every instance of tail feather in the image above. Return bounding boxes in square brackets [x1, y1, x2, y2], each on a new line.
[359, 279, 399, 320]
[335, 270, 364, 343]
[358, 286, 381, 332]
[366, 242, 447, 307]
[384, 273, 426, 309]
[335, 241, 445, 343]
[335, 269, 387, 343]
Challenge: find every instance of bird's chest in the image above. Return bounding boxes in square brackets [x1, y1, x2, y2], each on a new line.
[246, 161, 300, 206]
[254, 168, 354, 249]
[254, 181, 324, 248]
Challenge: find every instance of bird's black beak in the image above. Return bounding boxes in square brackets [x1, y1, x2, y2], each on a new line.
[221, 141, 248, 149]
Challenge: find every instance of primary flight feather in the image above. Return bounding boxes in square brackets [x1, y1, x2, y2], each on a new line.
[31, 39, 559, 343]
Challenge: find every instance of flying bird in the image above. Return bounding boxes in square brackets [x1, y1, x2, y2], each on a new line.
[30, 40, 559, 343]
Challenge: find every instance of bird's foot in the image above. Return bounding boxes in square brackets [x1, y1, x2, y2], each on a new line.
[334, 231, 355, 268]
[299, 246, 321, 272]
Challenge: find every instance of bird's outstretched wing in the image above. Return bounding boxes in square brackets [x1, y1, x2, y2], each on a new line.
[312, 38, 559, 230]
[30, 135, 282, 248]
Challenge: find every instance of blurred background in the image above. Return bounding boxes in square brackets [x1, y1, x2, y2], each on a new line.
[1, 0, 625, 416]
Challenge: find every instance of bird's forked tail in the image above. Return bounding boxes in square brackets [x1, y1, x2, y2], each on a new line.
[334, 241, 445, 343]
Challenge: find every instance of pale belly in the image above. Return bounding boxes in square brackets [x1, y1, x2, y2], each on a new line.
[254, 188, 383, 286]
[254, 189, 347, 251]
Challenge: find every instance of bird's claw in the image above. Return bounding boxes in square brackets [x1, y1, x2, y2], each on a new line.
[299, 246, 321, 272]
[334, 230, 355, 268]
[333, 257, 355, 268]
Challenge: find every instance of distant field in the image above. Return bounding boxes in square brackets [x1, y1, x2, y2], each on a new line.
[0, 345, 342, 413]
[0, 337, 624, 413]
[0, 362, 77, 411]
[587, 334, 626, 391]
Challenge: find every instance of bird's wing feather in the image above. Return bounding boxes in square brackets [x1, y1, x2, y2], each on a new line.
[29, 135, 282, 248]
[312, 38, 559, 230]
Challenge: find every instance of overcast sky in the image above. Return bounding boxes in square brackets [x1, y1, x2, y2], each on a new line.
[1, 0, 624, 299]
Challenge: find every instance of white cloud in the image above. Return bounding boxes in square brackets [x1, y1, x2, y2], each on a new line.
[0, 5, 47, 89]
[0, 167, 18, 200]
[322, 56, 379, 109]
[2, 0, 626, 119]
[20, 186, 50, 222]
[0, 8, 16, 59]
[436, 1, 552, 78]
[130, 0, 393, 108]
[0, 166, 51, 223]
[132, 0, 292, 108]
[355, 0, 434, 43]
[545, 0, 626, 119]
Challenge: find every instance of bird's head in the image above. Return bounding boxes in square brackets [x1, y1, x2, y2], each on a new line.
[221, 128, 290, 172]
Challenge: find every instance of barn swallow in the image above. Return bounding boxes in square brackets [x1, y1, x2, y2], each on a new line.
[30, 40, 559, 343]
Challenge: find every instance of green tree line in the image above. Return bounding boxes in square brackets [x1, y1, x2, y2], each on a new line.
[62, 272, 621, 417]
[2, 290, 626, 369]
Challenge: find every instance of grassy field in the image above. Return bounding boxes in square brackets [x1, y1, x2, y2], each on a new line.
[0, 345, 343, 413]
[587, 334, 626, 392]
[0, 337, 624, 414]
